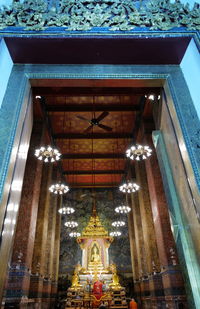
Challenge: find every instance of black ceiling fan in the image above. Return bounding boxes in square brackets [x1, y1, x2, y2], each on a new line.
[76, 111, 112, 133]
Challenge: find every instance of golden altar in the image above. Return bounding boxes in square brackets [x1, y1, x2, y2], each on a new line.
[66, 203, 128, 309]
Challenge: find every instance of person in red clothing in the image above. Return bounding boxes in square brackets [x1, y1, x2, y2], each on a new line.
[129, 298, 138, 309]
[92, 280, 103, 300]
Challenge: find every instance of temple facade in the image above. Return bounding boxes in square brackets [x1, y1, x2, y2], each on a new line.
[0, 0, 200, 308]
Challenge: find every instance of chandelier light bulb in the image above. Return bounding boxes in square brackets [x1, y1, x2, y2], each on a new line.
[64, 221, 78, 228]
[69, 232, 81, 238]
[110, 231, 121, 237]
[34, 146, 61, 163]
[58, 207, 75, 215]
[119, 182, 140, 193]
[145, 94, 155, 101]
[115, 205, 131, 214]
[126, 144, 152, 161]
[112, 221, 125, 227]
[49, 183, 69, 195]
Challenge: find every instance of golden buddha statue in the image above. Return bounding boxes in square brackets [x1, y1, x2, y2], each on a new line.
[109, 263, 121, 289]
[71, 269, 81, 289]
[91, 245, 101, 263]
[112, 271, 120, 286]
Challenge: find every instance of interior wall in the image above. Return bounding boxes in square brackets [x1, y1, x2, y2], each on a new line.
[0, 91, 33, 302]
[0, 39, 13, 109]
[180, 38, 200, 120]
[153, 87, 200, 307]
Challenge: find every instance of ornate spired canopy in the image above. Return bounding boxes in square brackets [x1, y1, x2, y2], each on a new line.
[0, 0, 199, 31]
[76, 199, 113, 274]
[78, 199, 111, 239]
[80, 214, 109, 238]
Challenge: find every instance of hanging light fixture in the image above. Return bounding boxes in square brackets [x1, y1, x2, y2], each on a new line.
[69, 232, 81, 238]
[49, 183, 69, 195]
[119, 182, 140, 193]
[126, 144, 152, 161]
[35, 146, 61, 162]
[112, 221, 125, 227]
[115, 205, 131, 214]
[64, 221, 78, 228]
[58, 207, 75, 215]
[110, 231, 121, 237]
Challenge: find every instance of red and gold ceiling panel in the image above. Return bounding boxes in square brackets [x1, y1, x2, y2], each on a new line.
[45, 94, 140, 106]
[66, 174, 123, 186]
[56, 139, 129, 154]
[49, 111, 136, 134]
[62, 159, 125, 171]
[33, 85, 156, 188]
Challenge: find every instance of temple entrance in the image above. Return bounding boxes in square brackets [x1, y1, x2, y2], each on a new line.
[1, 67, 199, 309]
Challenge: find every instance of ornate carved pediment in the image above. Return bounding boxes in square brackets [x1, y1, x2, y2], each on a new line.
[0, 0, 199, 31]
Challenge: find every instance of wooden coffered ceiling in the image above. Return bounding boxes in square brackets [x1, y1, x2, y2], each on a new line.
[33, 83, 159, 188]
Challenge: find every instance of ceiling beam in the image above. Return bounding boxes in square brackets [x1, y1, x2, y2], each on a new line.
[47, 104, 139, 112]
[54, 132, 133, 139]
[33, 87, 160, 96]
[62, 153, 125, 159]
[67, 183, 119, 188]
[63, 170, 124, 175]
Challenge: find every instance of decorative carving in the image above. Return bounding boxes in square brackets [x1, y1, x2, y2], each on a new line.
[0, 0, 199, 31]
[79, 214, 110, 238]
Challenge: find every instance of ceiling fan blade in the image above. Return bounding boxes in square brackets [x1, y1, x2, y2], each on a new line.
[96, 111, 109, 122]
[98, 123, 113, 131]
[76, 115, 90, 123]
[84, 125, 93, 133]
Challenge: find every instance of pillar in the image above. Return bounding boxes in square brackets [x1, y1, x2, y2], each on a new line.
[43, 166, 58, 306]
[135, 160, 164, 307]
[51, 196, 62, 302]
[130, 193, 149, 307]
[29, 164, 53, 301]
[128, 211, 140, 300]
[5, 122, 44, 307]
[145, 135, 188, 308]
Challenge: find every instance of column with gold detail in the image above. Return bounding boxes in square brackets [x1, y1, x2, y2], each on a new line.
[145, 135, 187, 307]
[130, 192, 149, 306]
[29, 164, 52, 301]
[5, 123, 44, 307]
[43, 166, 58, 306]
[51, 196, 62, 302]
[128, 206, 140, 298]
[135, 160, 164, 307]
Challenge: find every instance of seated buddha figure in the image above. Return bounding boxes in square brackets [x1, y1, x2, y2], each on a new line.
[109, 263, 121, 288]
[71, 267, 81, 289]
[91, 245, 101, 263]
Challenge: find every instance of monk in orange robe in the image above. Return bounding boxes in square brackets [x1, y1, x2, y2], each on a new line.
[129, 298, 138, 309]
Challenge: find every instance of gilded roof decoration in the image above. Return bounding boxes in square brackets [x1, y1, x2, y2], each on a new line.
[80, 214, 109, 237]
[0, 0, 199, 31]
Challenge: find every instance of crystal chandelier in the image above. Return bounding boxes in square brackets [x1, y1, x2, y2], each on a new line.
[119, 182, 140, 193]
[112, 221, 125, 227]
[115, 205, 131, 214]
[126, 144, 152, 161]
[64, 221, 78, 228]
[58, 207, 75, 215]
[49, 183, 69, 195]
[110, 231, 121, 237]
[69, 232, 81, 238]
[35, 146, 61, 162]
